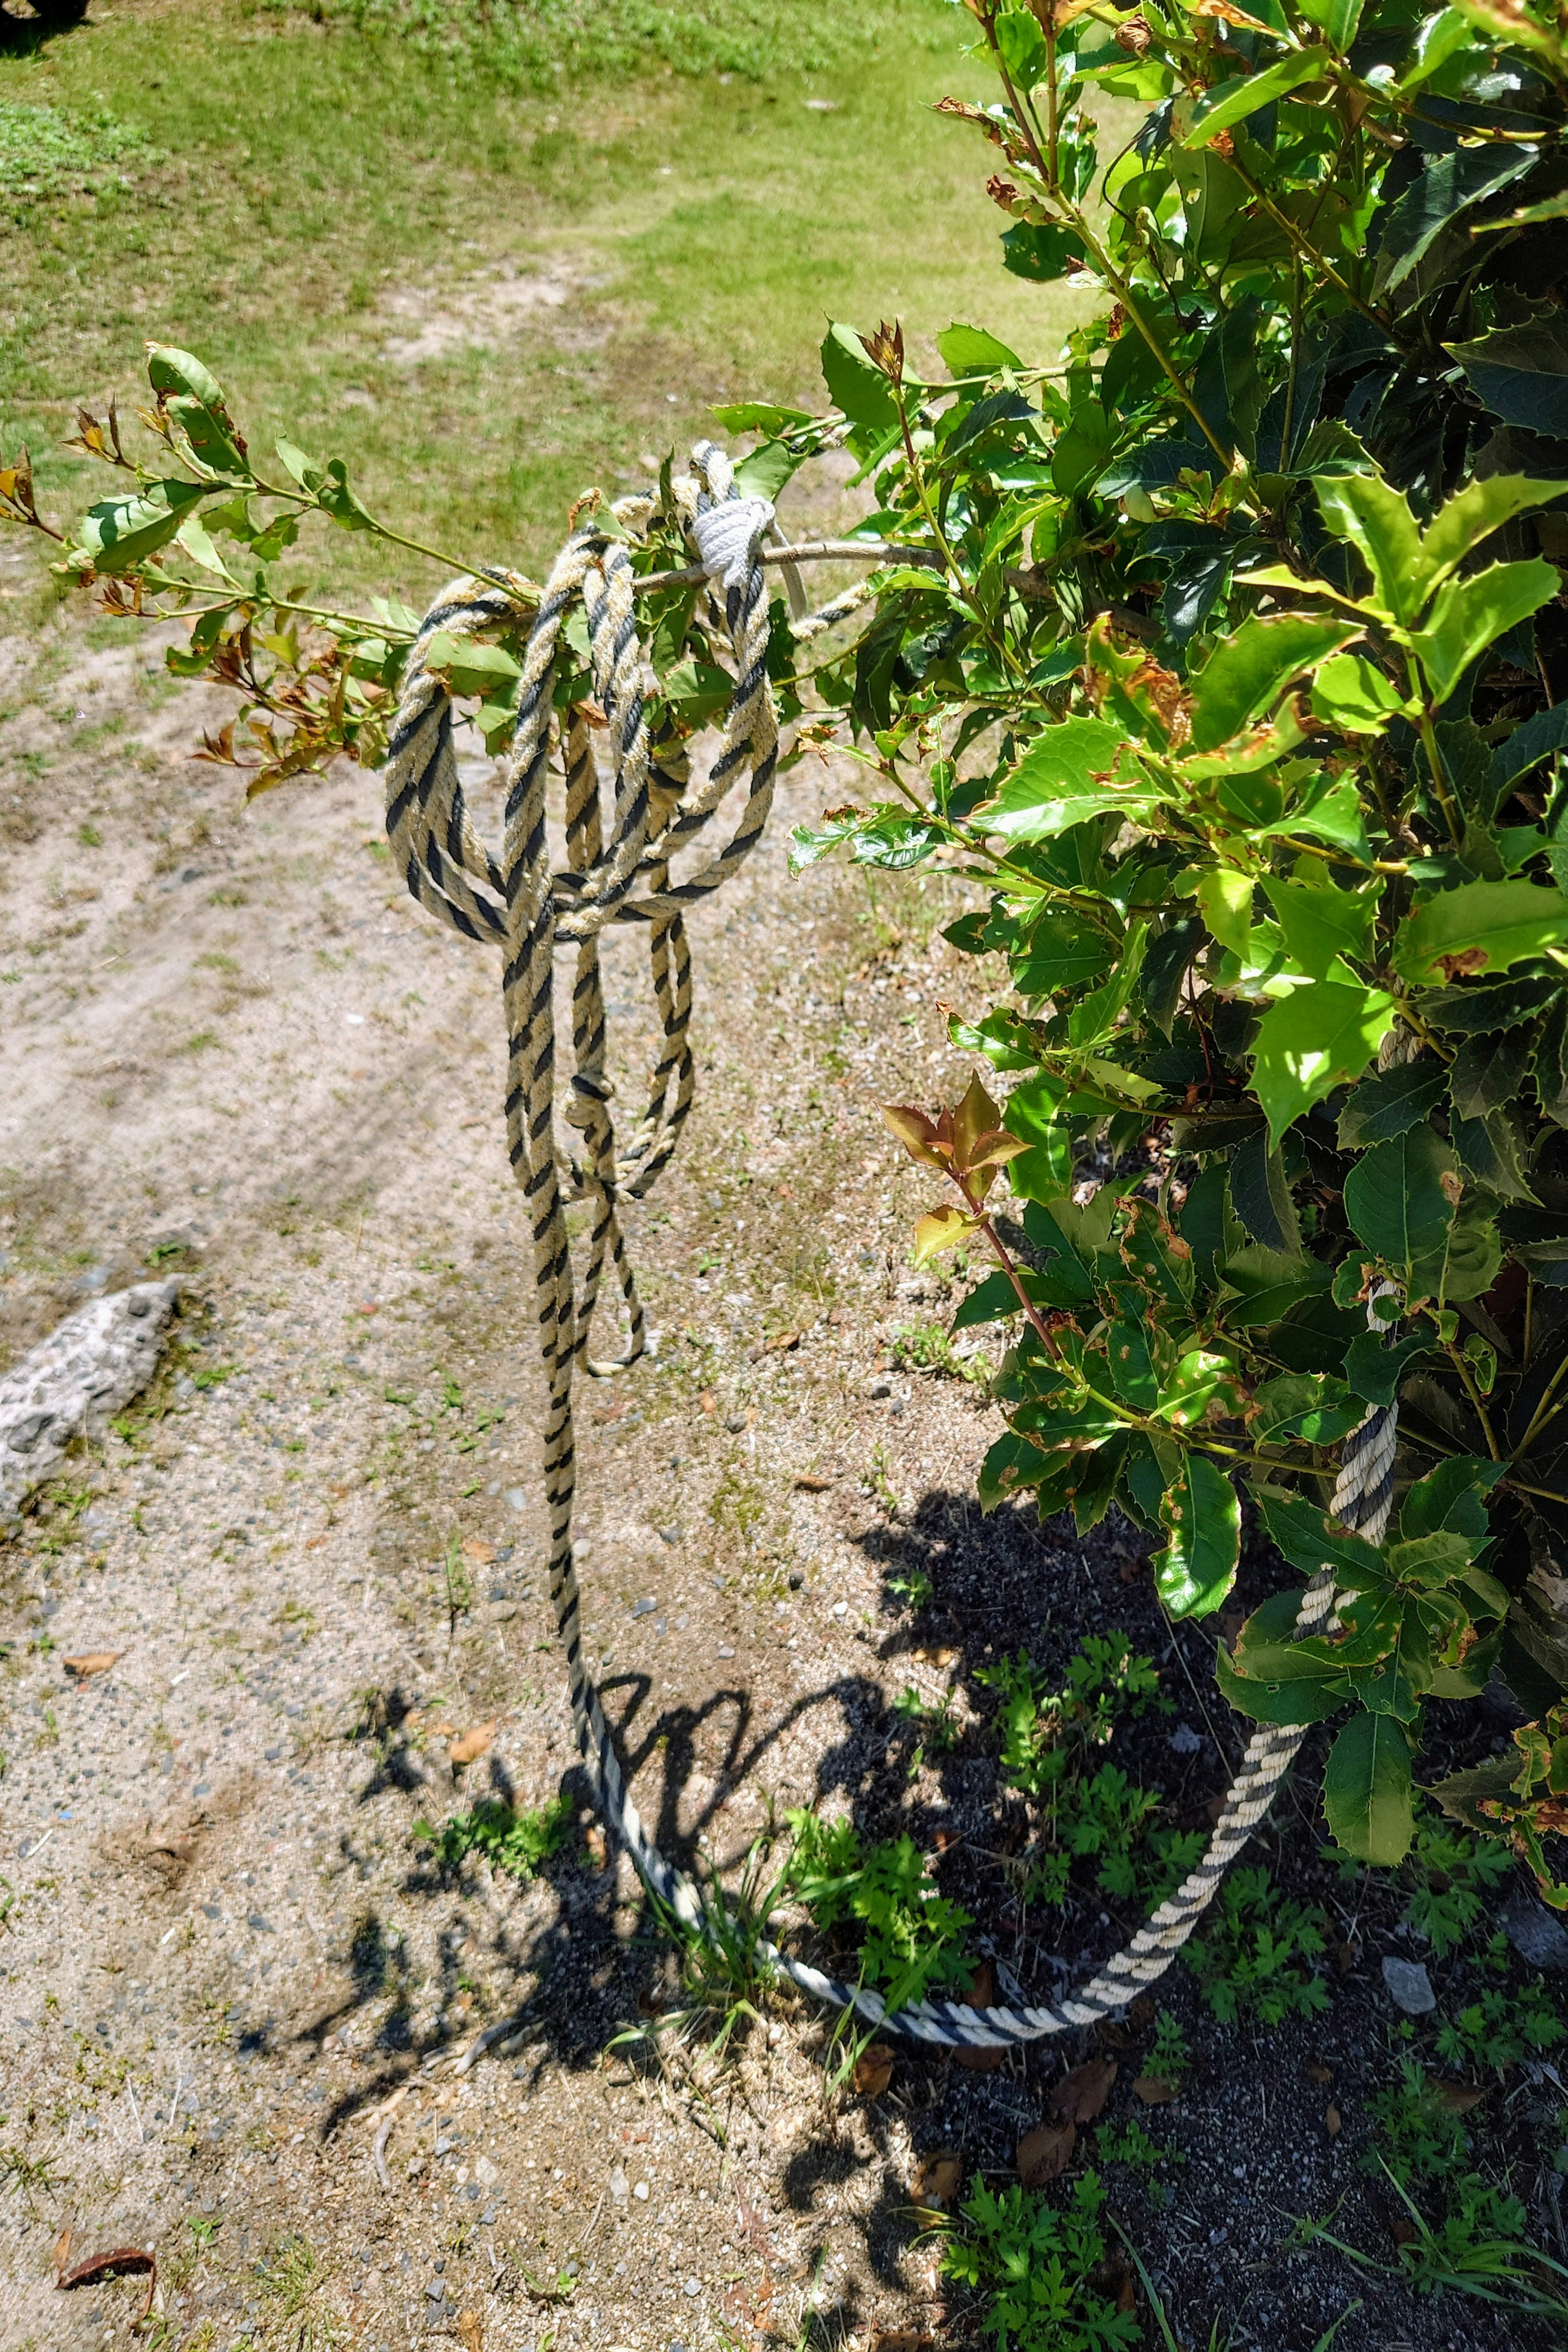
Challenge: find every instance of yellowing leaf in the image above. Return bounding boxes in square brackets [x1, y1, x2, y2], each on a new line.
[912, 1206, 982, 1267]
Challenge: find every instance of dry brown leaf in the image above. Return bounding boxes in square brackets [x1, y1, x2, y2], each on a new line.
[56, 2245, 156, 2323]
[854, 2043, 895, 2098]
[954, 1960, 1006, 2073]
[53, 2226, 72, 2278]
[794, 1472, 836, 1492]
[699, 1390, 717, 1416]
[449, 1719, 497, 1767]
[913, 2152, 962, 2207]
[870, 2332, 935, 2351]
[1305, 2062, 1334, 2084]
[1433, 2080, 1487, 2114]
[456, 2309, 484, 2352]
[1131, 2075, 1178, 2106]
[461, 1538, 496, 1567]
[1325, 2105, 1341, 2139]
[1017, 2119, 1077, 2186]
[1127, 1993, 1156, 2029]
[1051, 2058, 1117, 2124]
[1115, 2276, 1137, 2315]
[63, 1652, 122, 1680]
[765, 1328, 803, 1354]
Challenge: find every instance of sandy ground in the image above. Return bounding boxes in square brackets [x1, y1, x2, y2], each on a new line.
[1, 577, 1560, 2352]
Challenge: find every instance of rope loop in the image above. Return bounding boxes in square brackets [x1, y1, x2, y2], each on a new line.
[381, 451, 1403, 2050]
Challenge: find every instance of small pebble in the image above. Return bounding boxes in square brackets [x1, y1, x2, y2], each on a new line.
[632, 1598, 657, 1618]
[633, 2180, 650, 2201]
[1168, 1723, 1203, 1755]
[868, 1377, 891, 1399]
[1501, 1890, 1568, 1970]
[832, 1600, 848, 1619]
[717, 1645, 735, 1659]
[1381, 1956, 1436, 2015]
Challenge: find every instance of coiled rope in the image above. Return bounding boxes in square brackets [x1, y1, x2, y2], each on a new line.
[380, 450, 1400, 2054]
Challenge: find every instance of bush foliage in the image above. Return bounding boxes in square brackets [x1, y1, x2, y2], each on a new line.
[7, 0, 1568, 1890]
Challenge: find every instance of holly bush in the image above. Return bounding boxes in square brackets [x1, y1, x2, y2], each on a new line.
[7, 0, 1568, 1888]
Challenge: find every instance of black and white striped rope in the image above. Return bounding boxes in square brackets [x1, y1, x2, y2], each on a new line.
[380, 452, 1399, 2058]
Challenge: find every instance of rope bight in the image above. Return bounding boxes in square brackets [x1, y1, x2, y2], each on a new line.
[379, 447, 1399, 2056]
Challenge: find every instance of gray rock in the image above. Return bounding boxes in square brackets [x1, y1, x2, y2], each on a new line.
[0, 1281, 179, 1531]
[1501, 1889, 1568, 1970]
[1169, 1722, 1204, 1755]
[1381, 1956, 1436, 2014]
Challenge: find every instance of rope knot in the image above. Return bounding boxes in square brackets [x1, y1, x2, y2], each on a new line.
[690, 495, 775, 596]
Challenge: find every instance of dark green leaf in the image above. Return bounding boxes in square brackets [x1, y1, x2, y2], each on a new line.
[1392, 878, 1568, 985]
[1180, 48, 1332, 147]
[1374, 148, 1537, 300]
[1336, 1061, 1448, 1148]
[1254, 1484, 1387, 1586]
[1448, 1024, 1539, 1121]
[1399, 1455, 1505, 1543]
[1490, 699, 1568, 804]
[1216, 1641, 1350, 1725]
[1343, 1326, 1430, 1408]
[1449, 315, 1568, 440]
[1248, 1374, 1363, 1445]
[1417, 973, 1561, 1033]
[953, 1271, 1025, 1330]
[1537, 991, 1568, 1125]
[1343, 1124, 1456, 1270]
[79, 477, 209, 574]
[1229, 1129, 1301, 1255]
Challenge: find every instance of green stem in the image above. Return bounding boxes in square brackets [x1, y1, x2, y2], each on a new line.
[1414, 706, 1466, 850]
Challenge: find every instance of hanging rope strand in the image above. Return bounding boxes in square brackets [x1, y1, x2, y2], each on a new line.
[379, 450, 1396, 2051]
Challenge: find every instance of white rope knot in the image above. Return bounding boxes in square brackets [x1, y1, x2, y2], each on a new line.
[690, 495, 776, 596]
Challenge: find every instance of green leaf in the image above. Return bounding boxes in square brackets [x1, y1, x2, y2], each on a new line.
[1190, 864, 1254, 957]
[821, 323, 899, 445]
[1343, 1123, 1456, 1271]
[1250, 981, 1396, 1147]
[1400, 1454, 1504, 1542]
[1216, 1640, 1350, 1726]
[1254, 1485, 1388, 1586]
[1315, 473, 1426, 624]
[1002, 1071, 1077, 1198]
[1393, 878, 1568, 985]
[1154, 1452, 1240, 1618]
[1295, 0, 1365, 46]
[1413, 558, 1559, 704]
[1343, 1325, 1430, 1407]
[733, 439, 804, 501]
[1179, 48, 1332, 146]
[1248, 1374, 1363, 1445]
[274, 435, 320, 488]
[1448, 315, 1568, 441]
[1309, 650, 1404, 734]
[145, 343, 230, 412]
[1449, 1103, 1536, 1203]
[1373, 147, 1537, 301]
[1448, 1023, 1538, 1120]
[1229, 1130, 1301, 1256]
[166, 394, 248, 479]
[424, 632, 524, 699]
[1216, 1242, 1331, 1327]
[1336, 1061, 1448, 1148]
[709, 400, 812, 435]
[1432, 1186, 1503, 1301]
[314, 456, 375, 532]
[1420, 474, 1568, 598]
[1105, 1317, 1160, 1411]
[1186, 615, 1359, 752]
[78, 477, 209, 574]
[953, 1271, 1025, 1330]
[1013, 906, 1119, 994]
[982, 716, 1164, 839]
[1323, 1712, 1415, 1864]
[938, 322, 1024, 378]
[1419, 972, 1562, 1033]
[1051, 398, 1113, 498]
[1261, 872, 1378, 981]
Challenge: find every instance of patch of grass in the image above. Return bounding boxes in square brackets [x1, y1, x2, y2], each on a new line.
[2, 0, 1080, 613]
[0, 96, 155, 196]
[253, 2233, 342, 2352]
[413, 1792, 575, 1880]
[889, 1317, 990, 1385]
[1182, 1865, 1330, 2028]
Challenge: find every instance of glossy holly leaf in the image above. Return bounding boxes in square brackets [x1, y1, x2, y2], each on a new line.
[953, 1270, 1027, 1329]
[1154, 1452, 1240, 1618]
[1254, 1483, 1389, 1587]
[1309, 650, 1405, 734]
[1343, 1325, 1432, 1407]
[1323, 1711, 1415, 1864]
[1417, 972, 1563, 1033]
[1248, 1374, 1363, 1445]
[1448, 1024, 1538, 1121]
[1413, 559, 1559, 704]
[937, 323, 1025, 377]
[1251, 981, 1395, 1147]
[1261, 872, 1378, 981]
[1419, 474, 1568, 597]
[1185, 615, 1359, 752]
[1392, 879, 1568, 985]
[1490, 699, 1568, 806]
[983, 717, 1164, 839]
[1343, 1124, 1456, 1270]
[1448, 315, 1568, 441]
[1400, 1455, 1505, 1543]
[821, 323, 899, 446]
[1216, 1639, 1351, 1725]
[1315, 473, 1426, 624]
[1180, 47, 1332, 147]
[1374, 148, 1537, 302]
[1336, 1061, 1448, 1148]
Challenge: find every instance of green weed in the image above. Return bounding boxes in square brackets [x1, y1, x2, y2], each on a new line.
[940, 2172, 1140, 2352]
[782, 1812, 971, 2014]
[412, 1793, 575, 1881]
[890, 1318, 990, 1385]
[1434, 1955, 1566, 2071]
[1182, 1865, 1330, 2027]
